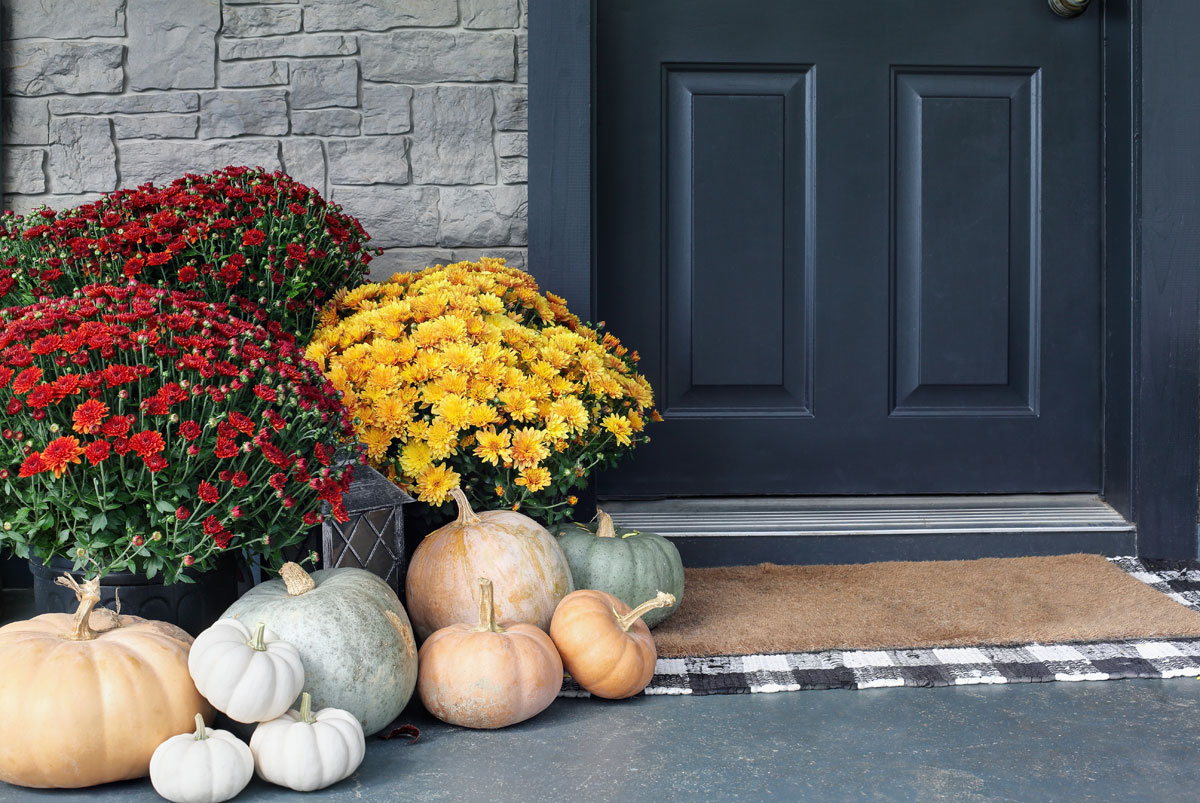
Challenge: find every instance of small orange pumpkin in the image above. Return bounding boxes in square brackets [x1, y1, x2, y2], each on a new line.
[417, 577, 563, 729]
[550, 589, 676, 699]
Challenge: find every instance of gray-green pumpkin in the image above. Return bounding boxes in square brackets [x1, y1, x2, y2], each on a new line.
[554, 510, 684, 628]
[221, 563, 418, 737]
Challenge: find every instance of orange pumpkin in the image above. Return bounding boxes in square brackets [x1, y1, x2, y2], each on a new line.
[406, 487, 573, 641]
[550, 589, 676, 699]
[417, 577, 562, 729]
[0, 574, 212, 788]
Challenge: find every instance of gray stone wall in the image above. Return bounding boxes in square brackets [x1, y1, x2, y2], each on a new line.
[0, 0, 528, 279]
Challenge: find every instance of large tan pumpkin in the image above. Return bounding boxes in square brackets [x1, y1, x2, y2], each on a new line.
[550, 588, 675, 699]
[0, 574, 212, 788]
[418, 577, 562, 728]
[406, 488, 574, 641]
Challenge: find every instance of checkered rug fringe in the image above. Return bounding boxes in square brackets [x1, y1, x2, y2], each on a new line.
[559, 556, 1200, 697]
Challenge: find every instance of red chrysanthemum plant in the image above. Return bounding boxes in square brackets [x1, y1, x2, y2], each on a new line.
[0, 165, 376, 341]
[0, 283, 357, 584]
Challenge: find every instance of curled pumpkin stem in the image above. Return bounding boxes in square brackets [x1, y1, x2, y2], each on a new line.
[616, 591, 676, 632]
[55, 573, 103, 641]
[450, 487, 481, 526]
[193, 713, 210, 741]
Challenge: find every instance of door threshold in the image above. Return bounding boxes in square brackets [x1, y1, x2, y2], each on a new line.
[598, 495, 1136, 566]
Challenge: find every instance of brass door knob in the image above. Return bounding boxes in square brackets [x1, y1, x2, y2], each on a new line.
[1049, 0, 1090, 17]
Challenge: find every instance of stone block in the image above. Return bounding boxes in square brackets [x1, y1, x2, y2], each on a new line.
[128, 0, 219, 90]
[222, 4, 302, 37]
[327, 137, 410, 185]
[495, 86, 528, 131]
[330, 186, 440, 248]
[200, 90, 289, 138]
[291, 110, 361, 137]
[500, 157, 527, 184]
[497, 132, 527, 158]
[302, 0, 457, 31]
[225, 0, 295, 3]
[453, 247, 526, 269]
[368, 248, 457, 280]
[4, 148, 46, 195]
[4, 193, 105, 216]
[3, 41, 124, 96]
[362, 84, 413, 135]
[462, 0, 519, 29]
[519, 0, 527, 28]
[281, 139, 326, 195]
[290, 58, 359, 109]
[120, 140, 282, 187]
[219, 34, 356, 59]
[4, 98, 49, 144]
[516, 31, 527, 83]
[409, 86, 495, 185]
[50, 94, 200, 115]
[220, 60, 289, 88]
[113, 115, 200, 140]
[361, 31, 514, 83]
[437, 187, 527, 247]
[3, 0, 124, 39]
[49, 117, 117, 194]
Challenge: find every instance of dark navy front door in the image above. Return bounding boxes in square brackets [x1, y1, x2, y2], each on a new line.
[596, 0, 1102, 497]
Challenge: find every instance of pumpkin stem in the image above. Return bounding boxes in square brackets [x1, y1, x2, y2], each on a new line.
[616, 591, 677, 632]
[450, 487, 482, 526]
[595, 509, 618, 538]
[280, 562, 315, 596]
[54, 573, 102, 641]
[472, 577, 505, 633]
[193, 713, 210, 741]
[298, 692, 317, 725]
[247, 621, 268, 651]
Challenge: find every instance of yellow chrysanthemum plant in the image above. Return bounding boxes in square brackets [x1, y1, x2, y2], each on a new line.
[306, 257, 658, 527]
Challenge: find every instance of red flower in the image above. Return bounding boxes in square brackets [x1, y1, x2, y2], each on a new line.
[214, 438, 238, 459]
[176, 506, 191, 521]
[228, 412, 256, 436]
[203, 515, 232, 548]
[83, 440, 111, 465]
[177, 265, 198, 282]
[127, 430, 166, 458]
[41, 436, 84, 478]
[100, 415, 132, 437]
[144, 454, 168, 472]
[50, 374, 80, 401]
[231, 470, 249, 488]
[231, 505, 243, 519]
[18, 452, 47, 477]
[242, 229, 266, 246]
[12, 367, 42, 394]
[72, 399, 110, 434]
[268, 472, 287, 493]
[303, 511, 321, 525]
[25, 385, 55, 409]
[253, 384, 277, 402]
[198, 480, 219, 503]
[179, 420, 202, 441]
[0, 367, 13, 388]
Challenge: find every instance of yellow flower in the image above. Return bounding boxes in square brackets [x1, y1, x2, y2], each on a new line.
[361, 426, 392, 460]
[510, 427, 549, 469]
[542, 414, 569, 441]
[416, 463, 460, 504]
[474, 428, 511, 466]
[498, 387, 537, 422]
[628, 410, 645, 432]
[602, 414, 633, 446]
[399, 439, 433, 476]
[516, 466, 552, 492]
[549, 397, 589, 432]
[424, 419, 459, 459]
[434, 394, 472, 430]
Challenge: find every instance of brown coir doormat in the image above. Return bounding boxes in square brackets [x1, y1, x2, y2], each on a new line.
[652, 553, 1200, 657]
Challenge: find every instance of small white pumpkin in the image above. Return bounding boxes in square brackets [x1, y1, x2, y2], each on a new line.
[150, 713, 254, 803]
[188, 619, 305, 724]
[250, 692, 365, 792]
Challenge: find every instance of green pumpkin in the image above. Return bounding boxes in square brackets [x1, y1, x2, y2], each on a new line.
[554, 510, 684, 629]
[221, 563, 417, 737]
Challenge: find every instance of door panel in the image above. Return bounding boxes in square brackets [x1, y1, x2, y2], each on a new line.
[596, 0, 1102, 497]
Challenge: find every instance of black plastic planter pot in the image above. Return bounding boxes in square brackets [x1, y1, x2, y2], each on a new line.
[28, 555, 242, 637]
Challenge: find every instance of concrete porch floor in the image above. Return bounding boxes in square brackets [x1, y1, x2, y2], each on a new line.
[2, 590, 1199, 802]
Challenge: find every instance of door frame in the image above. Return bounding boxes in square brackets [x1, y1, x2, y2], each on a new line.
[527, 0, 1200, 559]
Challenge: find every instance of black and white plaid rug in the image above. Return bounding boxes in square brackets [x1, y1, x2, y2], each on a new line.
[560, 557, 1200, 697]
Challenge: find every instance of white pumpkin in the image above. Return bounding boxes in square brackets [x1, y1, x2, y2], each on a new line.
[150, 714, 254, 803]
[188, 619, 305, 724]
[250, 692, 365, 792]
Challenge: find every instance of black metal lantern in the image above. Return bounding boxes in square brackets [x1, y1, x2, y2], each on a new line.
[318, 463, 413, 594]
